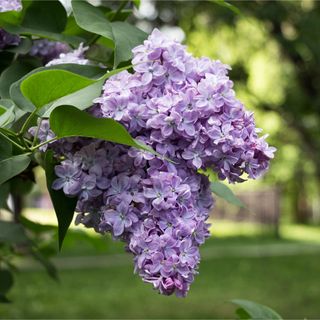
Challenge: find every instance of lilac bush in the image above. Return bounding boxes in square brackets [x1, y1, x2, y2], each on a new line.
[32, 29, 275, 296]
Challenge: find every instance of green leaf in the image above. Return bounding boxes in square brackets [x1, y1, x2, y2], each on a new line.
[0, 132, 12, 160]
[0, 105, 14, 127]
[20, 69, 95, 110]
[210, 0, 241, 15]
[11, 64, 128, 116]
[133, 0, 141, 8]
[71, 0, 147, 66]
[44, 150, 77, 250]
[49, 105, 154, 153]
[3, 24, 83, 48]
[0, 269, 14, 295]
[0, 220, 28, 244]
[22, 0, 67, 33]
[0, 183, 10, 208]
[111, 21, 147, 67]
[231, 299, 282, 320]
[5, 37, 32, 54]
[0, 60, 40, 99]
[236, 308, 251, 320]
[42, 79, 105, 117]
[72, 0, 114, 46]
[10, 64, 105, 112]
[0, 154, 31, 186]
[211, 181, 245, 207]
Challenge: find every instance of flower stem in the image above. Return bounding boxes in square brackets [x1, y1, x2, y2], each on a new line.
[31, 137, 58, 151]
[0, 130, 26, 151]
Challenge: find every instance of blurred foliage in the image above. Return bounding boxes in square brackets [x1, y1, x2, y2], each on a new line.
[149, 0, 320, 223]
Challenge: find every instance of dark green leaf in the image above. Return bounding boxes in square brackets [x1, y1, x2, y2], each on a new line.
[236, 308, 251, 320]
[231, 299, 282, 320]
[0, 294, 10, 303]
[0, 183, 10, 208]
[72, 0, 114, 46]
[72, 1, 147, 66]
[106, 9, 132, 22]
[111, 21, 147, 67]
[20, 69, 95, 110]
[211, 181, 245, 207]
[5, 37, 32, 54]
[0, 60, 39, 99]
[0, 269, 13, 295]
[49, 105, 155, 153]
[44, 150, 77, 250]
[0, 132, 12, 160]
[0, 221, 28, 244]
[0, 154, 31, 186]
[22, 0, 67, 33]
[3, 24, 83, 48]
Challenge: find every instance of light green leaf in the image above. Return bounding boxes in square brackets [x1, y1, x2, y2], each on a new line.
[0, 154, 31, 186]
[44, 150, 77, 250]
[12, 64, 130, 115]
[49, 105, 152, 151]
[231, 299, 282, 320]
[211, 181, 245, 207]
[20, 69, 95, 110]
[133, 0, 141, 8]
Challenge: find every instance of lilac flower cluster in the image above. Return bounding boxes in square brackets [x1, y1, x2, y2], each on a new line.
[0, 0, 22, 12]
[46, 43, 91, 66]
[0, 28, 20, 50]
[34, 29, 275, 296]
[30, 39, 70, 64]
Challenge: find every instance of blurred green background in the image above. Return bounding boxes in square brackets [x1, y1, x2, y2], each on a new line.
[3, 0, 320, 318]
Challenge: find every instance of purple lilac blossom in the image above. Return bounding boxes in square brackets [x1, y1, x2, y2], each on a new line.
[0, 0, 22, 12]
[0, 29, 20, 50]
[46, 43, 91, 66]
[30, 39, 70, 64]
[31, 29, 275, 297]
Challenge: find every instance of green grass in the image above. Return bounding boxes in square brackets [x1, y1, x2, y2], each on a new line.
[2, 253, 320, 319]
[2, 217, 320, 319]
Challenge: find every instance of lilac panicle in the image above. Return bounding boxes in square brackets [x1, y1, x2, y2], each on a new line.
[31, 29, 275, 297]
[30, 39, 70, 64]
[0, 0, 22, 12]
[46, 43, 91, 66]
[0, 28, 20, 49]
